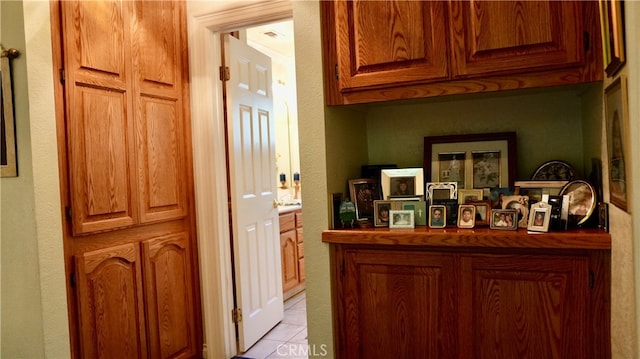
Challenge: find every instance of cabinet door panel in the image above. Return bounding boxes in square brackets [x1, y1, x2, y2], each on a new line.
[280, 230, 299, 292]
[335, 0, 449, 90]
[63, 0, 138, 234]
[142, 233, 197, 359]
[76, 243, 147, 359]
[461, 254, 589, 359]
[451, 1, 583, 76]
[343, 249, 457, 358]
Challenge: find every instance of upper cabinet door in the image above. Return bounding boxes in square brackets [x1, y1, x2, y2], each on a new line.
[62, 0, 139, 234]
[334, 0, 449, 91]
[450, 1, 584, 77]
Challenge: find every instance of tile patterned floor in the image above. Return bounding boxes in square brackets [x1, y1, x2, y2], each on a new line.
[240, 291, 308, 359]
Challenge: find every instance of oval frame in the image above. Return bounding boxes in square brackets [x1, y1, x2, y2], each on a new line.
[531, 160, 575, 181]
[559, 179, 596, 225]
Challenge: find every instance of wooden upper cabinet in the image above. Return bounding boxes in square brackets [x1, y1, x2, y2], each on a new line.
[450, 1, 583, 77]
[62, 0, 138, 234]
[322, 0, 602, 105]
[334, 0, 449, 91]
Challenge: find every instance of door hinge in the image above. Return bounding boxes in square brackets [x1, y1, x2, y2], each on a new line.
[65, 206, 72, 220]
[70, 272, 76, 288]
[232, 308, 243, 323]
[59, 68, 65, 84]
[589, 270, 595, 289]
[219, 66, 230, 81]
[334, 64, 339, 80]
[583, 32, 590, 52]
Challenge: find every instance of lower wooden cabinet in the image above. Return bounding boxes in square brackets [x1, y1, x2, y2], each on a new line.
[280, 209, 305, 299]
[75, 233, 198, 359]
[329, 244, 610, 359]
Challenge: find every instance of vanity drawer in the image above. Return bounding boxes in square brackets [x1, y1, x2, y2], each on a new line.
[279, 212, 296, 233]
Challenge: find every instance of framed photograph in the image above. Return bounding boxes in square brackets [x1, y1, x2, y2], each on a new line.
[381, 168, 424, 199]
[605, 76, 629, 211]
[428, 205, 447, 228]
[528, 202, 552, 232]
[501, 195, 530, 228]
[401, 201, 427, 226]
[348, 178, 381, 221]
[426, 182, 457, 205]
[560, 180, 597, 226]
[467, 200, 491, 226]
[373, 200, 391, 227]
[424, 132, 516, 189]
[458, 188, 483, 204]
[432, 198, 458, 226]
[599, 202, 609, 232]
[1, 49, 19, 177]
[457, 204, 476, 228]
[514, 180, 568, 203]
[490, 209, 518, 230]
[599, 0, 626, 77]
[330, 193, 344, 229]
[389, 210, 414, 229]
[489, 187, 514, 209]
[531, 160, 575, 181]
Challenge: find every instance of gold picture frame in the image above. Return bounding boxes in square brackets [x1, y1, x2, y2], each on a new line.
[599, 0, 626, 77]
[605, 76, 629, 211]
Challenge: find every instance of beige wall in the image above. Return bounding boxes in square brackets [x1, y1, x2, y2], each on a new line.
[1, 1, 69, 357]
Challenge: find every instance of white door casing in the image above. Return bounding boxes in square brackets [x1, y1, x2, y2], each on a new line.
[223, 34, 284, 352]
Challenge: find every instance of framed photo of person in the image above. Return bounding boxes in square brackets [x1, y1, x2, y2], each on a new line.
[490, 209, 518, 230]
[501, 195, 530, 228]
[348, 178, 381, 221]
[467, 200, 491, 226]
[428, 205, 446, 228]
[381, 168, 424, 200]
[457, 204, 476, 228]
[528, 202, 552, 232]
[389, 210, 414, 229]
[373, 200, 392, 227]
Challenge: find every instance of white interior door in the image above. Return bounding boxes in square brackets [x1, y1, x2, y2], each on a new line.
[223, 34, 284, 352]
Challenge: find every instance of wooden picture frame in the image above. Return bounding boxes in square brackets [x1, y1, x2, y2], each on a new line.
[373, 200, 391, 227]
[599, 0, 626, 77]
[1, 48, 19, 177]
[424, 132, 516, 190]
[467, 200, 492, 227]
[605, 76, 630, 211]
[348, 178, 381, 221]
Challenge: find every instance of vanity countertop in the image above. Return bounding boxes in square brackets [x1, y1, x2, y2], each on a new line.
[278, 203, 302, 214]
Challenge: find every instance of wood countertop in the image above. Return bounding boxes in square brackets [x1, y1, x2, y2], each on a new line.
[322, 227, 611, 250]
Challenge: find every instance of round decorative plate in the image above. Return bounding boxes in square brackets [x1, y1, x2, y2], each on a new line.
[531, 160, 575, 181]
[559, 180, 596, 225]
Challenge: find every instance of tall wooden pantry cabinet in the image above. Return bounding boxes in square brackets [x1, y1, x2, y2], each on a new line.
[50, 0, 202, 357]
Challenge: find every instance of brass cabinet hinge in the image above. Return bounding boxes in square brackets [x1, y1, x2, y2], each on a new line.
[59, 68, 65, 84]
[232, 308, 243, 323]
[219, 66, 230, 81]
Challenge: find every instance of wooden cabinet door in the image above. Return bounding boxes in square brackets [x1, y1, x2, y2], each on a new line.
[333, 0, 449, 91]
[142, 233, 197, 359]
[460, 254, 589, 359]
[62, 0, 138, 235]
[341, 248, 457, 358]
[450, 1, 584, 77]
[75, 243, 147, 359]
[280, 230, 299, 292]
[133, 0, 189, 224]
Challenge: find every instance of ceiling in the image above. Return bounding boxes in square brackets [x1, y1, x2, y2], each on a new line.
[246, 19, 295, 60]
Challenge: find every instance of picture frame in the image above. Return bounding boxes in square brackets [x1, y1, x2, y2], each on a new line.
[528, 202, 552, 232]
[381, 168, 424, 200]
[373, 200, 392, 227]
[457, 204, 476, 228]
[490, 209, 518, 230]
[501, 195, 530, 228]
[599, 0, 626, 77]
[467, 200, 492, 226]
[426, 181, 457, 205]
[401, 200, 427, 226]
[599, 202, 609, 232]
[428, 205, 447, 228]
[531, 160, 575, 181]
[1, 48, 19, 177]
[432, 198, 458, 226]
[514, 180, 568, 203]
[424, 132, 516, 190]
[330, 193, 344, 229]
[489, 187, 514, 209]
[389, 210, 415, 229]
[458, 188, 484, 204]
[348, 178, 381, 221]
[605, 76, 629, 211]
[560, 180, 597, 226]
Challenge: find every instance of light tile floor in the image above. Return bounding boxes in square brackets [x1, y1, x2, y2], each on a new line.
[240, 291, 308, 359]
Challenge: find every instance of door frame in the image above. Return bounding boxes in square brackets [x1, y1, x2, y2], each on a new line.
[186, 1, 293, 358]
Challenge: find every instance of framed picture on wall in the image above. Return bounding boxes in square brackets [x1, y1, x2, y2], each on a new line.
[1, 48, 19, 177]
[599, 0, 626, 77]
[605, 76, 630, 211]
